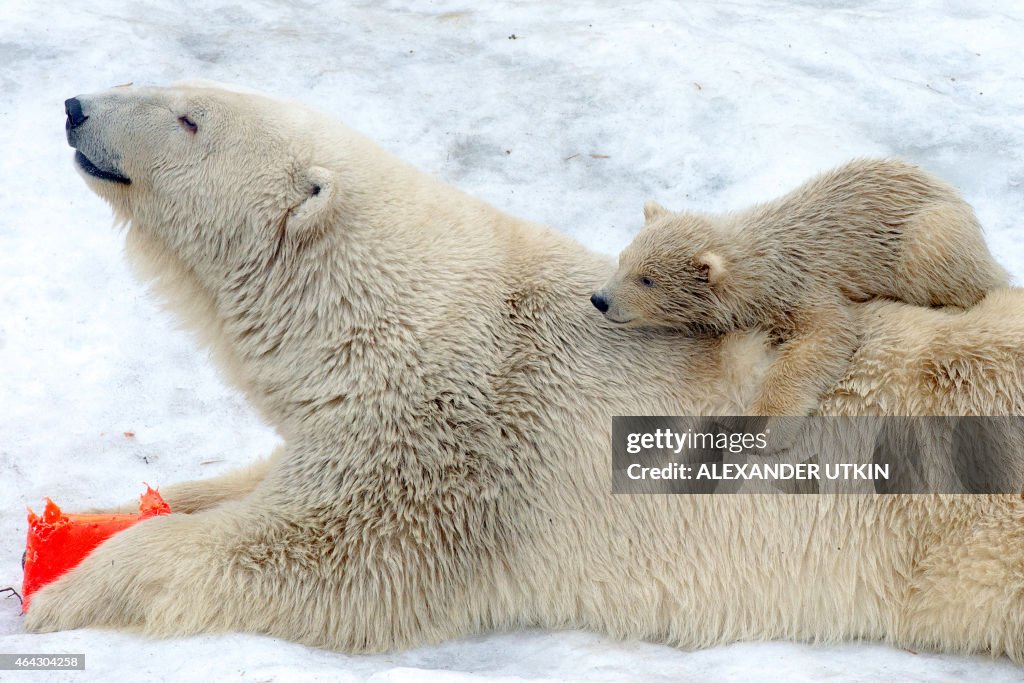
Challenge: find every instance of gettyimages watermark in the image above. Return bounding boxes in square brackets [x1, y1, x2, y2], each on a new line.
[612, 416, 1024, 494]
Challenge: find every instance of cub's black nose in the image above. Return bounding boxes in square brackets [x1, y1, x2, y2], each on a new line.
[590, 292, 610, 313]
[65, 97, 87, 130]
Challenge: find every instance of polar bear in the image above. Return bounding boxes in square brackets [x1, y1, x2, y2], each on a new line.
[592, 159, 1009, 416]
[26, 82, 1024, 663]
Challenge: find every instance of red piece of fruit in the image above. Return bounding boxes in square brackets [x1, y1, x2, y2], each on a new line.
[21, 486, 171, 611]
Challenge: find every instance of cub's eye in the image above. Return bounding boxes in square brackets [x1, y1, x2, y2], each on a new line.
[639, 276, 655, 288]
[178, 115, 198, 133]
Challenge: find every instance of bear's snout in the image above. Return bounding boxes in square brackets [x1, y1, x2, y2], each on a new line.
[65, 97, 88, 132]
[63, 93, 132, 186]
[590, 292, 610, 313]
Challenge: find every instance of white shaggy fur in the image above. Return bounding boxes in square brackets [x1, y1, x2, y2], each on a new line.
[594, 159, 1009, 416]
[26, 83, 1024, 662]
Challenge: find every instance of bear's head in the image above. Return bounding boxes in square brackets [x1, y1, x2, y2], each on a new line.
[63, 81, 342, 280]
[591, 202, 732, 333]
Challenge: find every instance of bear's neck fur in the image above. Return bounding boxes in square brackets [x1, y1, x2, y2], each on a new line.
[699, 224, 793, 334]
[124, 160, 751, 440]
[709, 209, 828, 335]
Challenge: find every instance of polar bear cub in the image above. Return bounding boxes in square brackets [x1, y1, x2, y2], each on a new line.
[591, 159, 1009, 416]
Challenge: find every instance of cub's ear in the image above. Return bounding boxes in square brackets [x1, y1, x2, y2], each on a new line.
[286, 166, 336, 237]
[643, 200, 671, 223]
[696, 251, 727, 286]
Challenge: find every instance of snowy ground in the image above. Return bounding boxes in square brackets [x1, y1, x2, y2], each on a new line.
[2, 1, 1024, 680]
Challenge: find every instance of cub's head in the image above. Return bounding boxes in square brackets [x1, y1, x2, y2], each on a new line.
[63, 81, 341, 276]
[591, 201, 731, 332]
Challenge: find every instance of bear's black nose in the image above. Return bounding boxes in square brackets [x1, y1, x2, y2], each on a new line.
[590, 292, 610, 313]
[65, 97, 88, 130]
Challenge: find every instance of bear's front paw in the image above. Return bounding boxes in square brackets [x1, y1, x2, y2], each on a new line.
[22, 539, 154, 634]
[22, 515, 191, 634]
[22, 566, 128, 633]
[22, 582, 78, 633]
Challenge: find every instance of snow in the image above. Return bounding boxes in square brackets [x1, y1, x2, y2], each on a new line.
[2, 0, 1024, 680]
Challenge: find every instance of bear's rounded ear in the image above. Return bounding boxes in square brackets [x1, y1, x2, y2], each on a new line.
[643, 200, 670, 223]
[696, 251, 727, 286]
[286, 166, 336, 237]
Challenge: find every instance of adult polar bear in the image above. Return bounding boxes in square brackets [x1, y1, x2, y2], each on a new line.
[28, 82, 1024, 661]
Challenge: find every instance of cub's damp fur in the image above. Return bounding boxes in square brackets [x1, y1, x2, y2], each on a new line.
[594, 159, 1009, 415]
